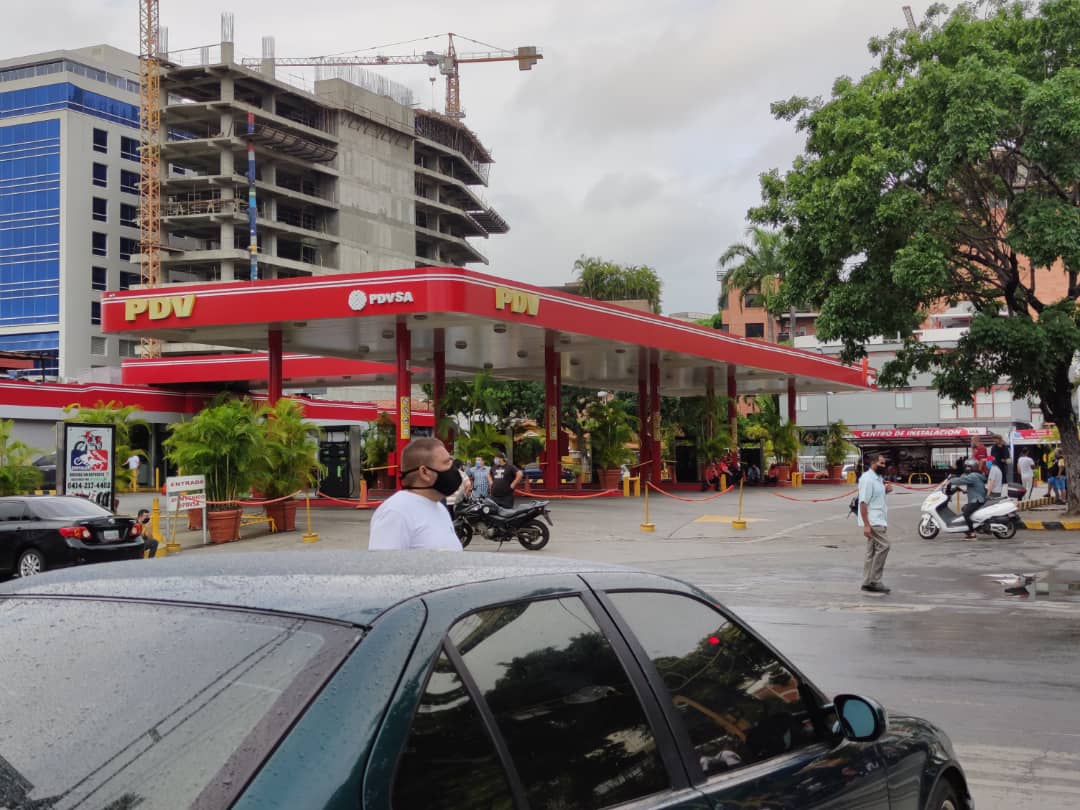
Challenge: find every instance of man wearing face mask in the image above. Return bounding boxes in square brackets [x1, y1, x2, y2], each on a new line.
[468, 455, 491, 500]
[487, 452, 523, 510]
[857, 453, 893, 594]
[369, 438, 463, 551]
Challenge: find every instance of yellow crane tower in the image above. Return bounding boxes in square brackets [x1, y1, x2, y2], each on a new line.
[138, 0, 162, 357]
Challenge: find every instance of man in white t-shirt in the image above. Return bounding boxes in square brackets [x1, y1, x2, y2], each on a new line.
[369, 437, 463, 551]
[125, 453, 141, 492]
[1016, 449, 1035, 500]
[985, 459, 1004, 499]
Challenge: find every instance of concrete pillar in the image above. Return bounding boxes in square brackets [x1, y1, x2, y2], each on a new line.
[433, 328, 446, 444]
[787, 378, 797, 425]
[395, 321, 411, 490]
[267, 328, 282, 404]
[727, 365, 738, 447]
[650, 351, 661, 483]
[638, 347, 650, 476]
[544, 333, 561, 489]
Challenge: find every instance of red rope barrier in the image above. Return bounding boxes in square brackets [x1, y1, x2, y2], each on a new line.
[646, 482, 734, 502]
[762, 487, 858, 503]
[205, 491, 302, 507]
[530, 489, 620, 500]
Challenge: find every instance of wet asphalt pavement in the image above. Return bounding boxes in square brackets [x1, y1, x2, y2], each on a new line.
[121, 484, 1080, 807]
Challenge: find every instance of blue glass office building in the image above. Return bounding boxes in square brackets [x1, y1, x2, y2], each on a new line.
[0, 48, 141, 378]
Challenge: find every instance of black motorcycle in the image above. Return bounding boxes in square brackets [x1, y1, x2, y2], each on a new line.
[453, 496, 552, 550]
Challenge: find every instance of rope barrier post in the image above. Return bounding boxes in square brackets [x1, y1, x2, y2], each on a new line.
[633, 476, 640, 497]
[151, 497, 166, 557]
[623, 476, 630, 498]
[358, 478, 369, 508]
[720, 473, 727, 492]
[640, 483, 655, 533]
[302, 491, 319, 543]
[732, 478, 747, 529]
[165, 495, 182, 555]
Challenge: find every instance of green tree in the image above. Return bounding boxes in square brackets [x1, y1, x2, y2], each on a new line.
[64, 401, 148, 493]
[752, 0, 1080, 512]
[0, 419, 42, 495]
[573, 256, 663, 314]
[251, 398, 323, 499]
[717, 227, 796, 343]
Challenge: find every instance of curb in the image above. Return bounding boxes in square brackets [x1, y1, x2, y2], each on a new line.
[1019, 519, 1080, 530]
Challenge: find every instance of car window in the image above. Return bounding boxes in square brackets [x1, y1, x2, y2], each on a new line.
[0, 501, 25, 521]
[607, 591, 822, 777]
[28, 498, 112, 519]
[0, 598, 360, 809]
[449, 597, 669, 810]
[394, 649, 514, 810]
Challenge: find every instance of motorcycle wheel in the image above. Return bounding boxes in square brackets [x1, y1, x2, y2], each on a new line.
[455, 521, 473, 548]
[516, 519, 550, 551]
[990, 521, 1017, 540]
[917, 516, 940, 539]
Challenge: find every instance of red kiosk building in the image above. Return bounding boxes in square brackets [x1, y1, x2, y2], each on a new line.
[103, 267, 873, 487]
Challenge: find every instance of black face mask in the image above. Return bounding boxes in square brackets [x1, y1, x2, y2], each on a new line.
[403, 465, 461, 497]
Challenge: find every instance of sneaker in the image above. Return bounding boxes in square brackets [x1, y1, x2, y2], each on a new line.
[861, 583, 891, 594]
[964, 532, 977, 539]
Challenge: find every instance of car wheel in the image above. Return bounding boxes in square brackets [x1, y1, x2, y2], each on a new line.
[455, 520, 473, 548]
[917, 516, 940, 539]
[926, 777, 960, 810]
[17, 548, 46, 578]
[990, 521, 1017, 539]
[516, 519, 550, 551]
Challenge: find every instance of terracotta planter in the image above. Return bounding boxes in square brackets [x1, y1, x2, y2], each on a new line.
[827, 464, 843, 480]
[599, 468, 622, 491]
[187, 508, 203, 531]
[207, 508, 241, 544]
[775, 464, 792, 482]
[264, 499, 296, 532]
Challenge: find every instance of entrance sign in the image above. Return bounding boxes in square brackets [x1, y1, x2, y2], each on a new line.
[166, 474, 207, 545]
[62, 423, 115, 509]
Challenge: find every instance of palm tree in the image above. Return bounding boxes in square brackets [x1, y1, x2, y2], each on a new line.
[717, 227, 796, 344]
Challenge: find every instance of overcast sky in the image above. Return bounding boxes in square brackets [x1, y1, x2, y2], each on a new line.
[2, 0, 926, 314]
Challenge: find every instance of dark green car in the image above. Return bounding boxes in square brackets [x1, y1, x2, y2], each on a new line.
[0, 552, 972, 810]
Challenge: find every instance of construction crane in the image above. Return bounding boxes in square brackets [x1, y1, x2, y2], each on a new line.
[902, 5, 918, 31]
[138, 0, 162, 356]
[243, 33, 542, 119]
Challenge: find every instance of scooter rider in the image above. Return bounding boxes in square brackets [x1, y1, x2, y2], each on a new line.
[954, 461, 988, 539]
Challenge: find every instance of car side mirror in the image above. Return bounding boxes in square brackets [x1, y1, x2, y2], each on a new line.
[833, 694, 888, 742]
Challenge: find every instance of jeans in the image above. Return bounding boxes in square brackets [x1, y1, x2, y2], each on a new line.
[961, 500, 985, 533]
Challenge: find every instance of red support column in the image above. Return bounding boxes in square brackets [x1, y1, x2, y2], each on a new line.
[787, 378, 797, 424]
[727, 365, 738, 446]
[705, 366, 716, 440]
[267, 328, 283, 405]
[433, 328, 446, 445]
[638, 348, 650, 477]
[544, 333, 561, 489]
[650, 351, 662, 483]
[395, 321, 411, 489]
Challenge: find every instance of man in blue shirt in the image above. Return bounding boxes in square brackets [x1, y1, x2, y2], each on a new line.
[953, 461, 988, 539]
[858, 453, 892, 594]
[468, 456, 490, 499]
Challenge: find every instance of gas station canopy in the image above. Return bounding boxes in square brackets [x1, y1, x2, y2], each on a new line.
[104, 266, 873, 396]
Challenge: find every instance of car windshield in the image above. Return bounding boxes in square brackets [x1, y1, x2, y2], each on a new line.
[33, 454, 56, 466]
[0, 597, 361, 809]
[29, 498, 112, 519]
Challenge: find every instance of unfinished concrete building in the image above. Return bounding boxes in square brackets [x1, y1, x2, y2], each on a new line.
[157, 38, 507, 285]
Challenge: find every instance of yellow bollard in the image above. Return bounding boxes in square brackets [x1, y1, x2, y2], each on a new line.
[791, 471, 803, 488]
[846, 470, 856, 485]
[154, 467, 160, 491]
[732, 478, 747, 529]
[640, 482, 655, 533]
[302, 492, 320, 543]
[151, 497, 167, 557]
[623, 476, 631, 497]
[633, 476, 640, 497]
[720, 474, 727, 492]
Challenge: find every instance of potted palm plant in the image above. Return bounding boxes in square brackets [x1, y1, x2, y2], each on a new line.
[584, 398, 638, 490]
[824, 420, 854, 480]
[164, 395, 262, 543]
[362, 414, 395, 490]
[252, 398, 322, 532]
[0, 419, 43, 495]
[771, 421, 802, 482]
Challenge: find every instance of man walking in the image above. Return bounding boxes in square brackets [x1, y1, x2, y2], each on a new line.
[858, 453, 892, 594]
[369, 438, 463, 551]
[1017, 449, 1035, 500]
[990, 434, 1010, 480]
[468, 455, 490, 500]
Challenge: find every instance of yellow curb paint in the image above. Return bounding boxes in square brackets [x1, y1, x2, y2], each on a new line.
[1061, 521, 1080, 530]
[1024, 522, 1047, 530]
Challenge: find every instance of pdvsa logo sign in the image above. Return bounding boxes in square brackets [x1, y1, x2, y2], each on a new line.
[124, 295, 196, 321]
[348, 289, 414, 312]
[495, 286, 540, 316]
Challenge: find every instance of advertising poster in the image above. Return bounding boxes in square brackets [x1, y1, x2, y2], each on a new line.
[63, 423, 116, 509]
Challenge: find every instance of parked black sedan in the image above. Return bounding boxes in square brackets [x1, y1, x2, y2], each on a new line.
[0, 495, 144, 578]
[0, 552, 972, 809]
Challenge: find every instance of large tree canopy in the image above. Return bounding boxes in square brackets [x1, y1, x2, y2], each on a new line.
[753, 0, 1080, 512]
[573, 256, 663, 314]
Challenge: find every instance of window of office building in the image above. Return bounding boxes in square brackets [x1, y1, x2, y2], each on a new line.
[92, 162, 107, 187]
[120, 203, 138, 228]
[119, 271, 141, 290]
[90, 301, 101, 325]
[120, 169, 139, 194]
[91, 266, 107, 291]
[119, 237, 139, 260]
[91, 336, 107, 355]
[93, 128, 107, 153]
[120, 135, 139, 161]
[92, 197, 107, 222]
[895, 392, 913, 409]
[745, 323, 765, 339]
[92, 232, 107, 256]
[119, 339, 138, 358]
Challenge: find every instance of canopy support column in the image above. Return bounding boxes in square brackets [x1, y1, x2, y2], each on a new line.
[638, 348, 650, 478]
[395, 321, 411, 489]
[544, 333, 561, 489]
[787, 378, 797, 424]
[433, 327, 446, 446]
[727, 365, 738, 449]
[650, 351, 661, 483]
[267, 328, 282, 405]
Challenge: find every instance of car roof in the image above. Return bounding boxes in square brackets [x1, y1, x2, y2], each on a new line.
[0, 551, 631, 625]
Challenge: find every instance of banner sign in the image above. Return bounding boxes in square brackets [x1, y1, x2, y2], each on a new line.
[166, 474, 206, 511]
[1012, 428, 1057, 443]
[848, 427, 989, 441]
[399, 396, 411, 440]
[62, 423, 115, 509]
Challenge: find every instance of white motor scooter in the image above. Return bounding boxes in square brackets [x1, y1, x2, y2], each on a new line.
[917, 478, 1020, 539]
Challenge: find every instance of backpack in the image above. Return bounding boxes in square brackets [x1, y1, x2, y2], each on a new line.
[848, 494, 859, 518]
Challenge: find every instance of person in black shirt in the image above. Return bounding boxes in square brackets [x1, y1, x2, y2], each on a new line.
[990, 434, 1010, 479]
[487, 453, 522, 509]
